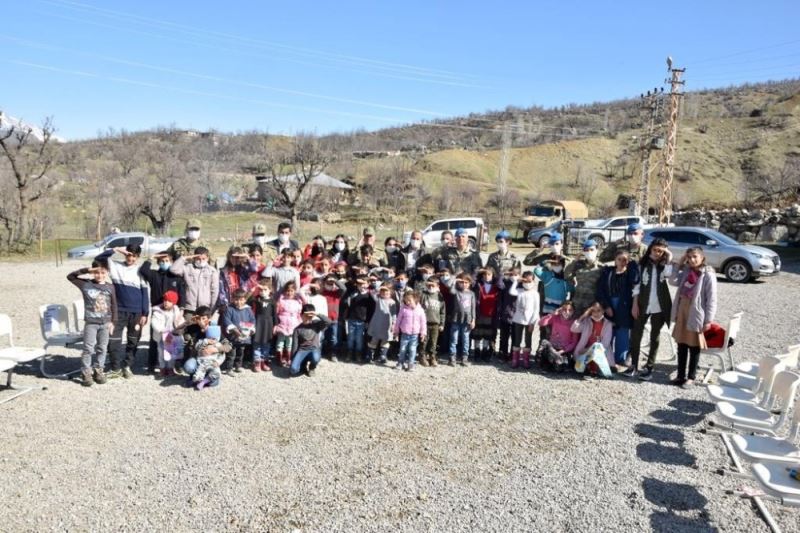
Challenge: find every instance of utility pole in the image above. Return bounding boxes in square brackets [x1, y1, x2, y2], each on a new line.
[496, 122, 513, 227]
[658, 57, 685, 225]
[634, 88, 664, 217]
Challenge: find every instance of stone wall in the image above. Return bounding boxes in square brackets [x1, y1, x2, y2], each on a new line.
[671, 204, 800, 243]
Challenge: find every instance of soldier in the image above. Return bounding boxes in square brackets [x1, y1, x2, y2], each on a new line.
[430, 230, 454, 272]
[443, 228, 482, 276]
[522, 232, 572, 268]
[265, 222, 300, 259]
[564, 239, 603, 317]
[485, 230, 521, 278]
[599, 222, 648, 264]
[167, 219, 214, 263]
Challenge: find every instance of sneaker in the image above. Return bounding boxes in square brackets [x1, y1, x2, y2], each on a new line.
[622, 367, 639, 378]
[378, 356, 388, 364]
[638, 368, 654, 381]
[93, 368, 107, 384]
[196, 378, 210, 390]
[122, 367, 133, 379]
[460, 359, 470, 367]
[407, 364, 415, 372]
[303, 360, 312, 377]
[252, 361, 262, 373]
[331, 355, 339, 363]
[448, 357, 456, 367]
[81, 368, 94, 387]
[394, 362, 402, 370]
[106, 369, 122, 379]
[681, 379, 695, 390]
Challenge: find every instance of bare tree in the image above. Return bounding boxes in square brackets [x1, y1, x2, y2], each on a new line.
[0, 117, 61, 249]
[252, 133, 333, 228]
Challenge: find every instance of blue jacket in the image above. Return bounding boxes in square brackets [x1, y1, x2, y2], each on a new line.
[223, 305, 257, 345]
[596, 263, 640, 329]
[533, 266, 573, 309]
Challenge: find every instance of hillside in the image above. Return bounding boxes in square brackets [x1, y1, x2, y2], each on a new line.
[349, 80, 800, 214]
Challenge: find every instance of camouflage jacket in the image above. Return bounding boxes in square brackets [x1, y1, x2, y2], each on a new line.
[564, 258, 602, 314]
[442, 247, 483, 276]
[485, 250, 522, 277]
[598, 240, 648, 264]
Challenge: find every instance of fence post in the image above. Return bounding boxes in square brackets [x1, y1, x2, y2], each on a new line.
[38, 221, 43, 259]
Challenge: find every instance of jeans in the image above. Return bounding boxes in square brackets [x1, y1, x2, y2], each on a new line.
[109, 311, 143, 371]
[613, 327, 631, 364]
[253, 342, 272, 362]
[81, 322, 110, 370]
[324, 322, 339, 356]
[346, 320, 365, 356]
[448, 323, 471, 359]
[397, 333, 420, 366]
[629, 311, 668, 369]
[291, 348, 321, 375]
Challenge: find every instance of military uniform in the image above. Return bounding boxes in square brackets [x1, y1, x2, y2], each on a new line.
[564, 258, 603, 317]
[485, 250, 522, 277]
[599, 239, 648, 264]
[522, 249, 573, 268]
[442, 247, 483, 276]
[167, 237, 214, 262]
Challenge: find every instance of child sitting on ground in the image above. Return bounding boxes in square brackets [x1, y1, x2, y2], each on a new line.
[193, 325, 226, 390]
[536, 301, 578, 372]
[394, 291, 427, 371]
[570, 301, 614, 378]
[150, 290, 184, 377]
[67, 261, 118, 387]
[222, 288, 256, 373]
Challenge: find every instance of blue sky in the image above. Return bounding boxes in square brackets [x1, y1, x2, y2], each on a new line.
[3, 0, 800, 140]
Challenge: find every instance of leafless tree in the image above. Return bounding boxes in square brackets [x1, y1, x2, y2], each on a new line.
[0, 117, 61, 250]
[252, 133, 333, 228]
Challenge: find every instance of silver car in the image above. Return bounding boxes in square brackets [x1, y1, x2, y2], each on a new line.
[643, 226, 781, 283]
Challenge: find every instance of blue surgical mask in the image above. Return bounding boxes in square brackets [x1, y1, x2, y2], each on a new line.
[158, 262, 171, 271]
[395, 280, 407, 289]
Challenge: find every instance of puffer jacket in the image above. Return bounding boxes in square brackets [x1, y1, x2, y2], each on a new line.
[170, 256, 220, 312]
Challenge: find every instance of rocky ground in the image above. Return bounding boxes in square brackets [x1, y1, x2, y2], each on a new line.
[1, 259, 799, 532]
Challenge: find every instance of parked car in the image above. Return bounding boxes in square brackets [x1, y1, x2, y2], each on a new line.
[403, 217, 489, 250]
[643, 226, 781, 283]
[569, 215, 651, 248]
[527, 219, 586, 248]
[67, 232, 178, 259]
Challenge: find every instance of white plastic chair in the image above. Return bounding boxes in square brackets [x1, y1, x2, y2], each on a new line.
[0, 314, 46, 404]
[641, 321, 677, 362]
[707, 356, 783, 406]
[731, 402, 800, 464]
[737, 344, 800, 377]
[700, 312, 742, 379]
[750, 461, 800, 503]
[38, 304, 83, 379]
[715, 371, 800, 435]
[72, 299, 85, 333]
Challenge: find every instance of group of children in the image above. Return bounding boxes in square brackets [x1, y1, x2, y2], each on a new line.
[66, 225, 675, 390]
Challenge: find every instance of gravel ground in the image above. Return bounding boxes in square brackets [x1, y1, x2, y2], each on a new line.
[1, 260, 799, 532]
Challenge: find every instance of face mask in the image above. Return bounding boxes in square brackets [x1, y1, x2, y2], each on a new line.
[187, 230, 200, 241]
[552, 243, 563, 254]
[325, 283, 336, 291]
[552, 266, 563, 274]
[385, 246, 397, 254]
[441, 275, 451, 282]
[584, 250, 597, 262]
[254, 236, 266, 247]
[358, 288, 368, 295]
[628, 234, 642, 244]
[421, 273, 431, 281]
[371, 281, 381, 289]
[395, 280, 407, 289]
[591, 314, 604, 322]
[335, 242, 345, 252]
[278, 234, 289, 244]
[158, 262, 171, 272]
[425, 285, 438, 293]
[249, 259, 259, 270]
[522, 282, 535, 290]
[497, 242, 508, 253]
[195, 260, 208, 269]
[410, 239, 421, 250]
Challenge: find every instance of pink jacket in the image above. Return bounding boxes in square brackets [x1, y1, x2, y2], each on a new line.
[275, 295, 304, 336]
[539, 313, 579, 353]
[393, 304, 427, 337]
[570, 317, 614, 366]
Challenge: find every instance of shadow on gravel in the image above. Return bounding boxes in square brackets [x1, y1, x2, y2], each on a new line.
[635, 396, 718, 530]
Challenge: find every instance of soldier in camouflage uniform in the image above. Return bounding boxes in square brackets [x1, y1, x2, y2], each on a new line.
[564, 239, 603, 317]
[599, 223, 648, 264]
[167, 219, 215, 264]
[485, 230, 521, 278]
[442, 228, 483, 276]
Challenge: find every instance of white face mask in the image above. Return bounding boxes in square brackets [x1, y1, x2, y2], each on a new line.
[335, 242, 345, 252]
[187, 230, 200, 241]
[194, 260, 208, 269]
[410, 239, 421, 250]
[278, 234, 290, 244]
[497, 242, 508, 253]
[584, 250, 598, 262]
[628, 234, 642, 245]
[254, 236, 266, 247]
[552, 243, 563, 254]
[591, 314, 604, 322]
[552, 265, 563, 274]
[522, 282, 535, 290]
[385, 245, 397, 254]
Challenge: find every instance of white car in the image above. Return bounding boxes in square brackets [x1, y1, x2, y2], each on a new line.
[403, 217, 489, 250]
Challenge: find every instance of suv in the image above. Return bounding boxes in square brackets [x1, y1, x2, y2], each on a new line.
[403, 217, 489, 250]
[527, 220, 586, 248]
[643, 227, 781, 283]
[570, 216, 649, 248]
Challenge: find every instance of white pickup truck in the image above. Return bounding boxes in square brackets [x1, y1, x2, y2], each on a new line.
[67, 232, 177, 259]
[568, 215, 651, 248]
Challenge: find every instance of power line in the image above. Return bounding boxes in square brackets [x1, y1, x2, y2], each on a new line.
[688, 38, 800, 65]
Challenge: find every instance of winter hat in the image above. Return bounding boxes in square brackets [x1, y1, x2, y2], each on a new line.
[163, 290, 179, 304]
